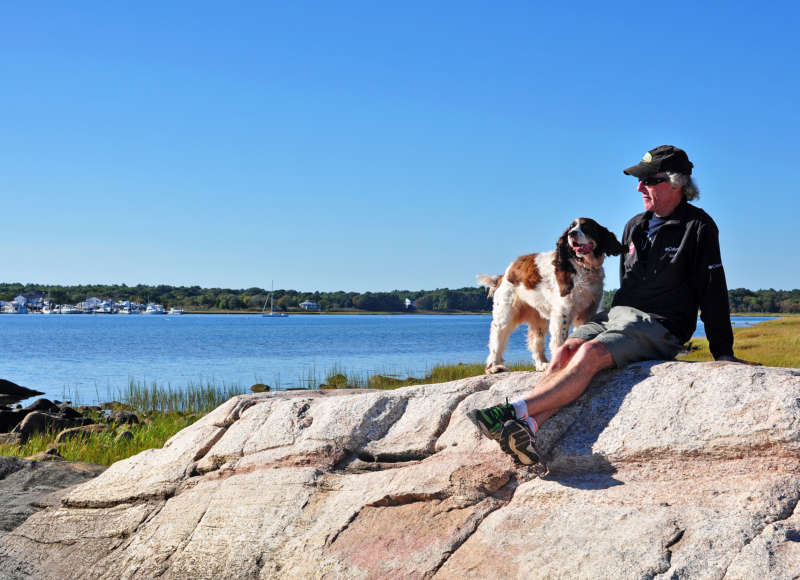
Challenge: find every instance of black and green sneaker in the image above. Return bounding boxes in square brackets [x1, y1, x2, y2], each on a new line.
[499, 419, 540, 465]
[466, 400, 516, 441]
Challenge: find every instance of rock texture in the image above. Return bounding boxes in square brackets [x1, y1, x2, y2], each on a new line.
[1, 362, 800, 579]
[0, 457, 106, 535]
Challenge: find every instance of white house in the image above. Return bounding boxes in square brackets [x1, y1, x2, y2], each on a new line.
[299, 300, 320, 311]
[404, 298, 415, 310]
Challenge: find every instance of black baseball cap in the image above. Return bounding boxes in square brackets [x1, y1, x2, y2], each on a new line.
[623, 145, 693, 178]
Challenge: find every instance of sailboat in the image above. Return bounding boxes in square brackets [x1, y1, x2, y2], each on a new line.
[262, 283, 289, 318]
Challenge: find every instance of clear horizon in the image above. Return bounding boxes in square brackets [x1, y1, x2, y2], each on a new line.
[2, 2, 798, 293]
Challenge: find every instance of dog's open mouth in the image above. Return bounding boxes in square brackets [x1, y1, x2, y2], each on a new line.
[571, 242, 595, 255]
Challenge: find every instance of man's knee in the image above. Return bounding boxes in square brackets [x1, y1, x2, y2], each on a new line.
[573, 340, 614, 369]
[558, 338, 585, 356]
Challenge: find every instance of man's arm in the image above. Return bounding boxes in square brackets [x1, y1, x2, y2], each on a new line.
[694, 221, 735, 360]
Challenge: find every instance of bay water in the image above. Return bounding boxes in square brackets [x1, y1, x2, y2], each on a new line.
[0, 314, 774, 404]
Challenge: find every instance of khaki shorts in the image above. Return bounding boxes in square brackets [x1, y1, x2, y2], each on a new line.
[569, 306, 684, 368]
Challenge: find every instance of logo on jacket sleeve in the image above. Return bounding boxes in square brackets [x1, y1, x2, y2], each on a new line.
[628, 242, 635, 255]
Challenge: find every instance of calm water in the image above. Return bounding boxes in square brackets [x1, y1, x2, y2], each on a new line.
[0, 314, 775, 404]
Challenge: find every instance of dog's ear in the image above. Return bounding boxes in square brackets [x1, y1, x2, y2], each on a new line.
[554, 227, 576, 296]
[596, 225, 626, 256]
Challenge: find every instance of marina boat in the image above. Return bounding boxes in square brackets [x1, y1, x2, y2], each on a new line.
[143, 303, 166, 315]
[262, 283, 288, 318]
[59, 305, 80, 314]
[168, 307, 185, 315]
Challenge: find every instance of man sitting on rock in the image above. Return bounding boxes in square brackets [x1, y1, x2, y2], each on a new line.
[468, 145, 745, 465]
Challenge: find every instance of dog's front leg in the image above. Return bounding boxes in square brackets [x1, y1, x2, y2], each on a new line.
[486, 285, 515, 374]
[548, 308, 571, 356]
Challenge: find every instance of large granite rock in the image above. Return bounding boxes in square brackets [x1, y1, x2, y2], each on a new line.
[1, 362, 799, 579]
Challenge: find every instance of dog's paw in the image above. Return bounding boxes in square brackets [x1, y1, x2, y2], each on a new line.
[486, 364, 510, 374]
[534, 361, 549, 372]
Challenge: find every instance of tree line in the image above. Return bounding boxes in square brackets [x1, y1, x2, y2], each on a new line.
[0, 283, 492, 313]
[2, 283, 797, 313]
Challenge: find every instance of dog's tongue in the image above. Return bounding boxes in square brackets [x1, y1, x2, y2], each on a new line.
[575, 243, 593, 253]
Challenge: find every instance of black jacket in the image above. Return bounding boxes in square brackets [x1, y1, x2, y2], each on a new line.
[611, 200, 734, 359]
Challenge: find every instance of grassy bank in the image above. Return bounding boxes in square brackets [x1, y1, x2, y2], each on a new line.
[0, 381, 249, 465]
[1, 411, 199, 465]
[679, 317, 800, 367]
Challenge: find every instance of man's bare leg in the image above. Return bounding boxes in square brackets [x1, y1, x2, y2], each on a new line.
[527, 339, 615, 426]
[546, 338, 586, 375]
[467, 339, 614, 465]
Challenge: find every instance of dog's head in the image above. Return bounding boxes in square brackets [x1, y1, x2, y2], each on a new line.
[564, 218, 626, 261]
[554, 218, 625, 296]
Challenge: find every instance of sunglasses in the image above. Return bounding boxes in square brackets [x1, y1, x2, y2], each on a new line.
[639, 176, 668, 186]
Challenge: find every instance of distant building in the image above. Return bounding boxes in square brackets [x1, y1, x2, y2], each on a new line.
[299, 300, 320, 311]
[405, 298, 415, 310]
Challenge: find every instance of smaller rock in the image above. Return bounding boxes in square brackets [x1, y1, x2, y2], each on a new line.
[27, 447, 64, 461]
[60, 406, 86, 420]
[12, 412, 91, 442]
[115, 430, 134, 443]
[0, 379, 45, 405]
[250, 383, 270, 393]
[55, 424, 108, 445]
[107, 411, 139, 426]
[23, 398, 59, 413]
[0, 410, 25, 433]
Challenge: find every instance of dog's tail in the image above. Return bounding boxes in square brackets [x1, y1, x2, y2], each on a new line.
[476, 273, 503, 298]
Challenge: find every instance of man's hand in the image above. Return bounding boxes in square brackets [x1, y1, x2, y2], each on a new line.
[715, 354, 759, 365]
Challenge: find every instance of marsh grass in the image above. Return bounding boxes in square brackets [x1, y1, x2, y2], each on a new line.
[320, 360, 537, 389]
[0, 412, 199, 465]
[680, 317, 800, 368]
[0, 381, 248, 465]
[119, 379, 248, 414]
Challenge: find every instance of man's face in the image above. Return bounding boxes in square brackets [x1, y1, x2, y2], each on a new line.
[637, 174, 683, 216]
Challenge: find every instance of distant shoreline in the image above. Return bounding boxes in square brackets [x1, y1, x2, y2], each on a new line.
[184, 310, 492, 315]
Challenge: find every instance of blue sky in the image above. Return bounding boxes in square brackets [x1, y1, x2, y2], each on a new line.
[1, 1, 797, 292]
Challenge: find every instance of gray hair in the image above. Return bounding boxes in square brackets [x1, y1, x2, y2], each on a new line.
[666, 172, 700, 201]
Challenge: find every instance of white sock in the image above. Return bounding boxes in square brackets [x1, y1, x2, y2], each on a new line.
[510, 400, 538, 433]
[511, 399, 529, 420]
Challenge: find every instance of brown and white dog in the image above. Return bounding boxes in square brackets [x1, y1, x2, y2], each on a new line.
[478, 218, 625, 373]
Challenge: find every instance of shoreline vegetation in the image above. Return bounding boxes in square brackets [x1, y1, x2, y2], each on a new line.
[2, 317, 797, 465]
[2, 283, 800, 315]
